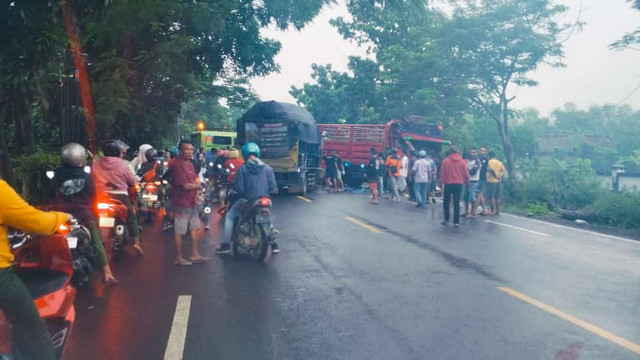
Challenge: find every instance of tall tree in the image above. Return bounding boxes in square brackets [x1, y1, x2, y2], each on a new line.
[448, 0, 570, 173]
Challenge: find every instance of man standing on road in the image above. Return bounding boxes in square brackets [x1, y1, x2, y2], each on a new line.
[476, 147, 490, 215]
[170, 140, 209, 266]
[411, 150, 431, 208]
[439, 146, 470, 227]
[399, 150, 409, 198]
[367, 147, 380, 204]
[384, 149, 402, 202]
[323, 150, 338, 191]
[486, 151, 507, 216]
[334, 150, 345, 191]
[463, 149, 481, 218]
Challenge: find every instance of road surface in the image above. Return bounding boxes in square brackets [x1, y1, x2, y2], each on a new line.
[65, 191, 640, 360]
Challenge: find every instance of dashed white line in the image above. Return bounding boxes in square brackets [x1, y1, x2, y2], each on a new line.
[502, 213, 639, 245]
[164, 295, 192, 360]
[484, 220, 552, 237]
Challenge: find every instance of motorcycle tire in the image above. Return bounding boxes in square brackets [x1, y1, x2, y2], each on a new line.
[231, 223, 270, 261]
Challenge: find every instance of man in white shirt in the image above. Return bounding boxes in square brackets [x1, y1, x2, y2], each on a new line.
[411, 150, 431, 208]
[399, 151, 409, 196]
[464, 149, 481, 217]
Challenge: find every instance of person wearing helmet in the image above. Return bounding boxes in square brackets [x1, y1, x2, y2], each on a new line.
[54, 143, 119, 284]
[93, 140, 143, 255]
[223, 148, 244, 183]
[138, 147, 164, 182]
[216, 142, 279, 255]
[131, 144, 153, 172]
[411, 150, 431, 208]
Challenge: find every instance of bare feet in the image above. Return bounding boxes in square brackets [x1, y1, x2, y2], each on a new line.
[133, 243, 144, 256]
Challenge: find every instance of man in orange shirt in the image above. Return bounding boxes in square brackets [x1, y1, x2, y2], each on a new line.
[385, 149, 402, 203]
[439, 146, 470, 227]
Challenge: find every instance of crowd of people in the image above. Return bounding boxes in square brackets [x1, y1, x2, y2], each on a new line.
[362, 146, 507, 227]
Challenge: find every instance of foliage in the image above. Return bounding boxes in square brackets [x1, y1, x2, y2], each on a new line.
[511, 158, 600, 210]
[12, 150, 60, 203]
[526, 202, 557, 216]
[590, 191, 640, 228]
[0, 0, 331, 196]
[610, 0, 640, 50]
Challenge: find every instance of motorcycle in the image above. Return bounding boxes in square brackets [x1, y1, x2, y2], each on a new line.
[96, 198, 130, 253]
[0, 225, 77, 359]
[65, 219, 98, 286]
[138, 180, 166, 223]
[223, 194, 275, 261]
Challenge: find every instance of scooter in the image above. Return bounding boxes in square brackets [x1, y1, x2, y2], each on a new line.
[0, 225, 77, 359]
[139, 181, 166, 223]
[66, 219, 98, 286]
[96, 198, 130, 253]
[225, 194, 275, 261]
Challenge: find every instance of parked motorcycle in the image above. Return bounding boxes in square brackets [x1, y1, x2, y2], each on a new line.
[0, 225, 77, 359]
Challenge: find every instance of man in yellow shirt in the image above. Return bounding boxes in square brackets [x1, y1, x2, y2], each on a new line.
[0, 179, 71, 360]
[485, 151, 507, 215]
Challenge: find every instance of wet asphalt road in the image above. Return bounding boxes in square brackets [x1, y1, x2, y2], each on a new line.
[65, 190, 640, 360]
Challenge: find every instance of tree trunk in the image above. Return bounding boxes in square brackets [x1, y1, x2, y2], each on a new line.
[496, 118, 515, 176]
[0, 102, 16, 186]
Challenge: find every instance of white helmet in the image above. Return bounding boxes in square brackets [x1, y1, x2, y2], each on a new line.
[61, 143, 87, 167]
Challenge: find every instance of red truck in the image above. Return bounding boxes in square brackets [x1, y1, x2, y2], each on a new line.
[318, 119, 449, 186]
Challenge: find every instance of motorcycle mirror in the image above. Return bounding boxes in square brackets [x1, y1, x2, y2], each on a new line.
[84, 166, 91, 174]
[46, 170, 55, 179]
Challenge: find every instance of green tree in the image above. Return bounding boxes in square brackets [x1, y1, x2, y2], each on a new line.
[448, 0, 570, 174]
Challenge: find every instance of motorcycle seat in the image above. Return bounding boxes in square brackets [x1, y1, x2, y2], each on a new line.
[14, 268, 68, 299]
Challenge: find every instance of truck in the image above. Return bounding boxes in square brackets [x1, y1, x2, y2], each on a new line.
[236, 101, 322, 195]
[190, 130, 237, 151]
[318, 118, 449, 187]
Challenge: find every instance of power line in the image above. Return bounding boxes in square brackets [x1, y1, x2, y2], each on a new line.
[616, 80, 640, 106]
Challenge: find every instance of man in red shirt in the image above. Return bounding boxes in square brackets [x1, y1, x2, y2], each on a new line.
[170, 140, 209, 265]
[439, 146, 470, 227]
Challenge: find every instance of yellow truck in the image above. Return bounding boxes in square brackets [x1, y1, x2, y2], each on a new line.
[190, 130, 237, 151]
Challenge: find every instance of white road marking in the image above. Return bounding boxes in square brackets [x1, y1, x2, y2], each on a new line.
[502, 213, 639, 245]
[164, 295, 192, 360]
[484, 220, 552, 237]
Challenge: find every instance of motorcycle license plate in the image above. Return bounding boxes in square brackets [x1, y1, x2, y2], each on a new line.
[99, 217, 116, 228]
[67, 237, 78, 249]
[143, 194, 158, 201]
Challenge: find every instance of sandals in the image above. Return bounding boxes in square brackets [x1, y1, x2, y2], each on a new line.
[190, 256, 211, 264]
[173, 258, 192, 266]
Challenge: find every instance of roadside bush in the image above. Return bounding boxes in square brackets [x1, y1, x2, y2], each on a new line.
[511, 159, 600, 210]
[590, 191, 640, 228]
[526, 202, 557, 216]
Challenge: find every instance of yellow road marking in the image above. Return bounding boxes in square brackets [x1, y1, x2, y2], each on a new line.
[297, 196, 312, 203]
[345, 216, 382, 234]
[498, 287, 640, 355]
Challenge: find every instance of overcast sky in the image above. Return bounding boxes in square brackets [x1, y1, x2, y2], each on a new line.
[250, 0, 640, 115]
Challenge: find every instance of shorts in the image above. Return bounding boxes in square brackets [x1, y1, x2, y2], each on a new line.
[477, 180, 486, 191]
[325, 170, 337, 179]
[485, 182, 502, 200]
[466, 181, 479, 202]
[336, 170, 342, 181]
[173, 206, 201, 236]
[369, 180, 378, 190]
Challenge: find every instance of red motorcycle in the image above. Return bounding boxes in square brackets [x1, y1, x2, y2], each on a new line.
[0, 224, 77, 359]
[96, 198, 130, 253]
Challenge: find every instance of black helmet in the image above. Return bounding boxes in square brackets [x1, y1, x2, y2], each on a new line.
[145, 147, 158, 161]
[101, 140, 121, 157]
